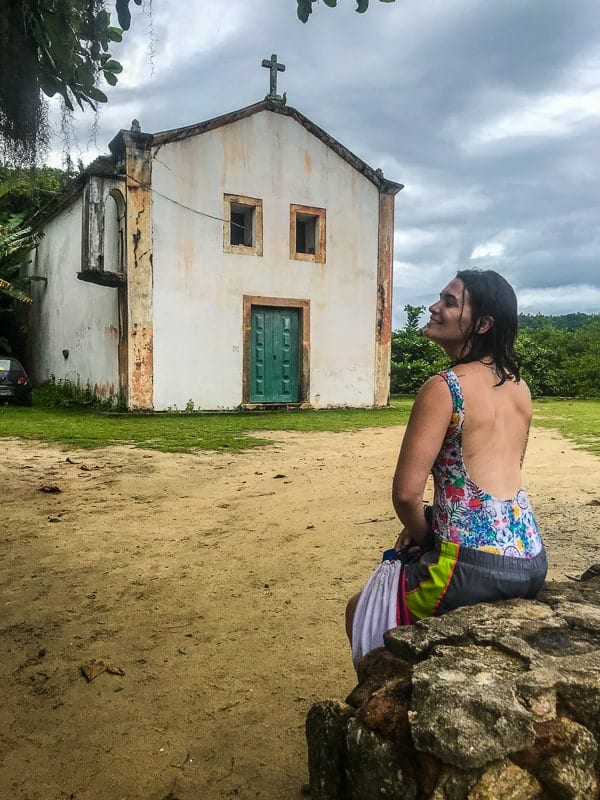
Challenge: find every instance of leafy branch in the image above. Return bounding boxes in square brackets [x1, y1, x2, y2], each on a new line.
[21, 1, 128, 112]
[297, 0, 396, 23]
[0, 216, 43, 306]
[0, 0, 142, 164]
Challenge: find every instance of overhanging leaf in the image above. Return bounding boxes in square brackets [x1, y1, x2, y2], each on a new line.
[103, 59, 123, 74]
[107, 27, 123, 43]
[86, 86, 108, 103]
[116, 0, 132, 30]
[297, 0, 314, 23]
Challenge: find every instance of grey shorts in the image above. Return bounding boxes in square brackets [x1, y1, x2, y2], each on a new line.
[403, 539, 548, 620]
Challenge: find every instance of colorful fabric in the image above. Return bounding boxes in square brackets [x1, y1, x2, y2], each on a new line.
[431, 370, 543, 558]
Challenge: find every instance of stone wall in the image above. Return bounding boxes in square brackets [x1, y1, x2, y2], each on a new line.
[306, 567, 600, 800]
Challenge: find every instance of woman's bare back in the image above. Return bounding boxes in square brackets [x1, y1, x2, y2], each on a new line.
[454, 362, 532, 500]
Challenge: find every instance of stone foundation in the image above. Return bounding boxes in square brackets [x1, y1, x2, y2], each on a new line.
[306, 566, 600, 800]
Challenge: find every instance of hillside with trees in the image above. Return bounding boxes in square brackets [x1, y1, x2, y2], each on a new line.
[518, 312, 593, 331]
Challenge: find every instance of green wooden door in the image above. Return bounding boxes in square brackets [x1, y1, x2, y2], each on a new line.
[250, 306, 300, 403]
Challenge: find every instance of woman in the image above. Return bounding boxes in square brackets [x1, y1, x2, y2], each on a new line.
[347, 269, 547, 668]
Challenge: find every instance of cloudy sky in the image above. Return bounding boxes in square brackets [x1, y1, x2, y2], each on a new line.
[48, 0, 600, 327]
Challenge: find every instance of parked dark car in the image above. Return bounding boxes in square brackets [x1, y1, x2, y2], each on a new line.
[0, 357, 33, 406]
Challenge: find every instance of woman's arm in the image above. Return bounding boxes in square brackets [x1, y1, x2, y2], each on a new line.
[392, 376, 452, 547]
[520, 425, 530, 467]
[520, 382, 533, 467]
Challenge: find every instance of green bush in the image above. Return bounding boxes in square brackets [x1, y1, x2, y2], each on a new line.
[391, 305, 447, 394]
[391, 310, 600, 398]
[569, 318, 600, 397]
[515, 330, 571, 397]
[34, 375, 123, 410]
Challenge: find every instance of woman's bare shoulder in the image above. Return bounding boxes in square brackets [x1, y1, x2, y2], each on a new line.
[511, 378, 533, 417]
[514, 377, 532, 398]
[417, 372, 452, 397]
[411, 373, 453, 417]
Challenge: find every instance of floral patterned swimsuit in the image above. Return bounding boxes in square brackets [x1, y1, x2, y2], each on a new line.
[431, 370, 543, 558]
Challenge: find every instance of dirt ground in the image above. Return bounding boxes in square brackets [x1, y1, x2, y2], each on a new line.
[1, 424, 599, 800]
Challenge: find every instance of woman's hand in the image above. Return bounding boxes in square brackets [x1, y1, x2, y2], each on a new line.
[394, 527, 422, 556]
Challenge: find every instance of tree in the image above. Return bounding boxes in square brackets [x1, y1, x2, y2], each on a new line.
[0, 164, 77, 354]
[0, 215, 43, 354]
[0, 0, 141, 165]
[519, 312, 592, 332]
[0, 164, 79, 217]
[390, 311, 600, 398]
[515, 328, 571, 397]
[391, 304, 447, 394]
[1, 1, 392, 160]
[297, 0, 396, 23]
[568, 318, 600, 398]
[515, 319, 600, 398]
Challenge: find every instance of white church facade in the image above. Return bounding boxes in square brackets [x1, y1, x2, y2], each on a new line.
[27, 58, 402, 411]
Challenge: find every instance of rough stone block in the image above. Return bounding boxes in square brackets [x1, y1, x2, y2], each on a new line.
[306, 699, 354, 800]
[307, 570, 600, 800]
[467, 760, 543, 800]
[345, 718, 418, 800]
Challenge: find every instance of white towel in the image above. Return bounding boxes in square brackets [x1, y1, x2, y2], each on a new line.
[351, 559, 402, 669]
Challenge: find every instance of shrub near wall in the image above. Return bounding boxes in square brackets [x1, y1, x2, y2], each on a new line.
[34, 375, 123, 410]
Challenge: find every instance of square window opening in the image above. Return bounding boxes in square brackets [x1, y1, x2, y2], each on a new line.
[230, 204, 254, 247]
[296, 214, 319, 255]
[224, 194, 263, 256]
[290, 204, 325, 263]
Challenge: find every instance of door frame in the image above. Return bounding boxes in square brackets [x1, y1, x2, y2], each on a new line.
[242, 295, 310, 408]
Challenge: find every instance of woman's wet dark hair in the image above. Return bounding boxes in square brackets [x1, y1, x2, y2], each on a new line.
[452, 269, 521, 384]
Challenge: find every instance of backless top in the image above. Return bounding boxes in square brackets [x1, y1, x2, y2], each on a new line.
[431, 370, 543, 558]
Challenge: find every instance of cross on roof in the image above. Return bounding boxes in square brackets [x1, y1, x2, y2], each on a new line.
[262, 53, 285, 100]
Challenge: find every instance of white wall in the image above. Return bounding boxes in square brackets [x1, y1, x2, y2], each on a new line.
[151, 111, 380, 410]
[27, 197, 121, 400]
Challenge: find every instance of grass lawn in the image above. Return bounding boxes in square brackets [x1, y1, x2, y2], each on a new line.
[0, 397, 415, 452]
[0, 396, 598, 455]
[532, 398, 600, 456]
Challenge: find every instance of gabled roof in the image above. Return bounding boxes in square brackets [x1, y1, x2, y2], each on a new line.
[110, 99, 403, 196]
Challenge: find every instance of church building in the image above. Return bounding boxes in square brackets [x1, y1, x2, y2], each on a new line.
[27, 55, 403, 411]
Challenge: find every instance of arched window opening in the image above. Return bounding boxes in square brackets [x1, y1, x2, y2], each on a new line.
[103, 191, 125, 274]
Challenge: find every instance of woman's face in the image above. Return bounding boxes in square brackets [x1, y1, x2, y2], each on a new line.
[423, 278, 474, 357]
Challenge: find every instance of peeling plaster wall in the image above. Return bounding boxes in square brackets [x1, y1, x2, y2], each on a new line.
[374, 192, 395, 407]
[27, 198, 120, 399]
[123, 133, 153, 410]
[151, 111, 380, 411]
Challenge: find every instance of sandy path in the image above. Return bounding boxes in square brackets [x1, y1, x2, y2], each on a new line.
[1, 425, 599, 799]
